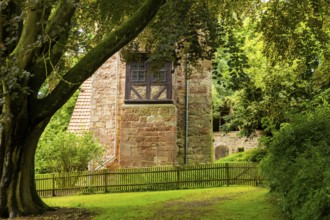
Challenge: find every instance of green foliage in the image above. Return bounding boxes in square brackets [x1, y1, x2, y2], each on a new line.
[36, 92, 104, 173]
[213, 12, 330, 136]
[212, 82, 223, 119]
[211, 3, 330, 218]
[122, 0, 221, 67]
[258, 0, 329, 63]
[0, 59, 31, 102]
[36, 131, 104, 173]
[260, 105, 330, 220]
[216, 148, 268, 163]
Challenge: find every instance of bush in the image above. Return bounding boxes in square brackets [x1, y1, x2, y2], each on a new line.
[216, 147, 268, 163]
[260, 105, 330, 220]
[244, 147, 268, 162]
[35, 92, 104, 173]
[35, 131, 104, 173]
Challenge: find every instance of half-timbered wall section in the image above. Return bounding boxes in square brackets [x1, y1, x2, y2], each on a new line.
[125, 61, 172, 103]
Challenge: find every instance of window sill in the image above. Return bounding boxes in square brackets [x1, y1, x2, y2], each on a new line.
[124, 100, 173, 104]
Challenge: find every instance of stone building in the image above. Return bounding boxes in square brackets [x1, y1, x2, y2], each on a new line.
[68, 53, 213, 168]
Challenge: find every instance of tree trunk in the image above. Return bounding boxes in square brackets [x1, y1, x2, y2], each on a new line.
[0, 97, 50, 218]
[0, 0, 167, 217]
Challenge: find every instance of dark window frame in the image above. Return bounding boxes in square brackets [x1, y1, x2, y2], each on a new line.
[125, 61, 173, 104]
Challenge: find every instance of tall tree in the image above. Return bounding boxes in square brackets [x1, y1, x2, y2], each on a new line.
[0, 0, 166, 217]
[213, 0, 330, 136]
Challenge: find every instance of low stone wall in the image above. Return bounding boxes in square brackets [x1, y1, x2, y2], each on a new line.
[120, 104, 177, 167]
[213, 131, 261, 160]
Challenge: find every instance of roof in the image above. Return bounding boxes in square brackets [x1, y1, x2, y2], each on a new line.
[67, 77, 92, 133]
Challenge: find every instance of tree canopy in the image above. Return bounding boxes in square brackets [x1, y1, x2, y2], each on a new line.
[213, 0, 330, 136]
[0, 0, 167, 217]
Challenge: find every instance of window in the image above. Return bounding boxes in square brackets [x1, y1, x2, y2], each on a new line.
[125, 61, 172, 103]
[131, 63, 146, 82]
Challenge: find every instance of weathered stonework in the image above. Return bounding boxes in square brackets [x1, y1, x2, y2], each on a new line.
[89, 55, 125, 159]
[120, 105, 176, 167]
[68, 53, 213, 168]
[173, 62, 213, 164]
[213, 131, 261, 160]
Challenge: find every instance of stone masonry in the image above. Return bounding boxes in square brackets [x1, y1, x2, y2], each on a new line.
[120, 105, 176, 167]
[213, 131, 261, 160]
[173, 62, 213, 164]
[68, 53, 213, 168]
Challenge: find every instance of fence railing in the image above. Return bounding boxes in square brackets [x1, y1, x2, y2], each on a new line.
[35, 163, 261, 197]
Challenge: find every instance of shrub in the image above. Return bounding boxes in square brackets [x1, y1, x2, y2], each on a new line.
[35, 131, 104, 173]
[35, 92, 104, 173]
[260, 105, 330, 220]
[244, 147, 268, 162]
[216, 147, 268, 163]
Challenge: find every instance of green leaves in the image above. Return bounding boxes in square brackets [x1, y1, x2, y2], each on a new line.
[258, 0, 329, 62]
[260, 106, 330, 219]
[122, 0, 221, 66]
[36, 131, 104, 173]
[35, 92, 104, 173]
[212, 4, 330, 136]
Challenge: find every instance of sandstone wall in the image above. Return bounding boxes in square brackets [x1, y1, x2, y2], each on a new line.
[120, 105, 176, 167]
[89, 55, 125, 161]
[173, 62, 213, 164]
[213, 131, 261, 160]
[70, 54, 214, 168]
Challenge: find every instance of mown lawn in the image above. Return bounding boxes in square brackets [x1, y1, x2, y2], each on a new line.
[43, 186, 286, 220]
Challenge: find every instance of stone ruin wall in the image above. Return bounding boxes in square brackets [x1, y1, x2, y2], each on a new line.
[213, 131, 261, 160]
[88, 55, 177, 168]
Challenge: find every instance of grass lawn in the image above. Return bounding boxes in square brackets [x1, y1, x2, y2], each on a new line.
[43, 186, 285, 220]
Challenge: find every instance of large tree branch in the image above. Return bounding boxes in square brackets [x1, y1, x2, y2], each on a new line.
[10, 0, 41, 69]
[1, 0, 23, 59]
[33, 0, 166, 123]
[0, 5, 4, 59]
[28, 0, 79, 95]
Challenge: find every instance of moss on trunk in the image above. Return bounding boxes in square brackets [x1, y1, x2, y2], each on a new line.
[0, 0, 167, 218]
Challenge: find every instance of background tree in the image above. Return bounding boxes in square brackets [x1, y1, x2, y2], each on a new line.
[212, 1, 330, 219]
[0, 0, 166, 217]
[36, 131, 103, 173]
[257, 1, 330, 219]
[213, 0, 330, 136]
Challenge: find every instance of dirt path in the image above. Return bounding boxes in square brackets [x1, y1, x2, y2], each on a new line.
[14, 208, 95, 220]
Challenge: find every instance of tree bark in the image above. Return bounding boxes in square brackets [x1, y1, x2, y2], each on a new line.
[0, 0, 167, 218]
[0, 83, 51, 218]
